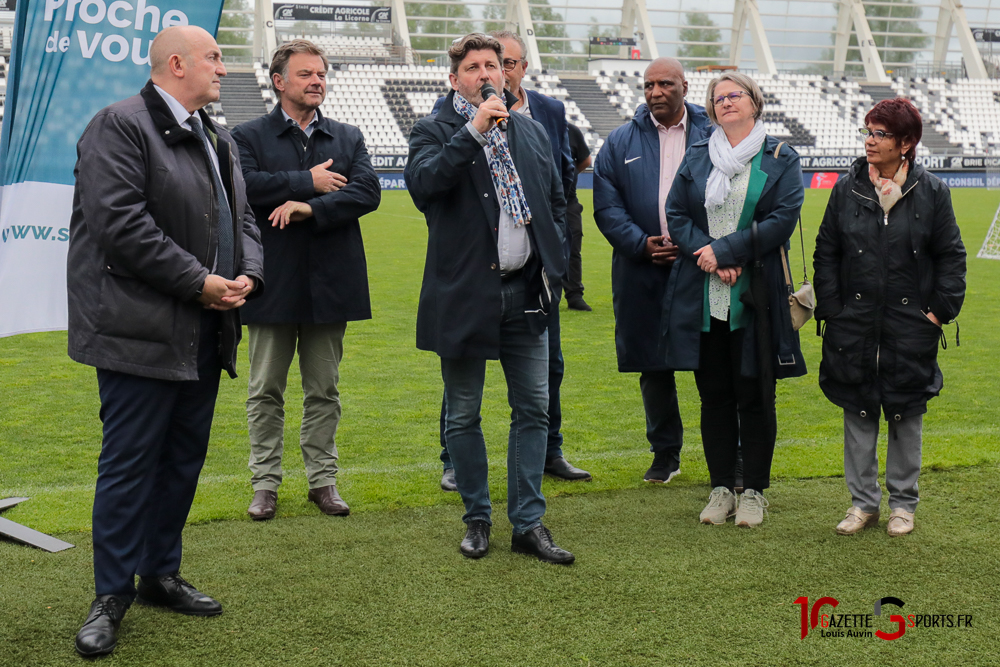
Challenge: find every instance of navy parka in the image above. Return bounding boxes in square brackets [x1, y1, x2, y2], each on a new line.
[593, 102, 712, 372]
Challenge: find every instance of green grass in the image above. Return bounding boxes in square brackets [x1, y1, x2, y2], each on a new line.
[1, 188, 999, 664]
[1, 465, 997, 666]
[2, 189, 999, 533]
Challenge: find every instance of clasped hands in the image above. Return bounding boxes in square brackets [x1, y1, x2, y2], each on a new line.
[693, 244, 742, 287]
[198, 274, 254, 310]
[268, 159, 349, 229]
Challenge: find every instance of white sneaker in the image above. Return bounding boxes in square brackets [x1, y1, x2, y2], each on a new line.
[735, 489, 769, 527]
[887, 508, 915, 536]
[836, 506, 879, 535]
[699, 486, 737, 525]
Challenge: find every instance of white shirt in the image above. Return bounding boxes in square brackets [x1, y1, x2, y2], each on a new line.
[466, 119, 532, 273]
[514, 90, 531, 119]
[154, 84, 221, 180]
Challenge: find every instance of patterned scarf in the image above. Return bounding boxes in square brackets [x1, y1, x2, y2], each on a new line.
[868, 160, 909, 218]
[453, 92, 532, 227]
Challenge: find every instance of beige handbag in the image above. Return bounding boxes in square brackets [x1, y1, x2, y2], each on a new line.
[773, 142, 815, 331]
[780, 228, 815, 331]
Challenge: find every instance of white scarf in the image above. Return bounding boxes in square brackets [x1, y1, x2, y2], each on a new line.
[705, 119, 767, 209]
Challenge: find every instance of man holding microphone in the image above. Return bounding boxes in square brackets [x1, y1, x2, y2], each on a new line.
[405, 33, 574, 564]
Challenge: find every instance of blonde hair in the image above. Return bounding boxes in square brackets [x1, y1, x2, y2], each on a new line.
[705, 72, 764, 125]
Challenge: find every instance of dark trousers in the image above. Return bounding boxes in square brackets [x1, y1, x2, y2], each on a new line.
[693, 318, 776, 492]
[639, 370, 684, 461]
[441, 300, 564, 468]
[92, 311, 222, 598]
[562, 195, 584, 299]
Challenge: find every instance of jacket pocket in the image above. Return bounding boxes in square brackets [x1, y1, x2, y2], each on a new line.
[892, 331, 940, 390]
[95, 267, 176, 343]
[820, 323, 866, 384]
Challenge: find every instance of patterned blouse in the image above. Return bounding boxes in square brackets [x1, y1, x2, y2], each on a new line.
[706, 166, 752, 322]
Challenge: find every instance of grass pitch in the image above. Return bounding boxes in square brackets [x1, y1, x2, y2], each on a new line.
[1, 188, 999, 665]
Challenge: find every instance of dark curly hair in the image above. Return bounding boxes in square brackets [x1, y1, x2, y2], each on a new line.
[448, 33, 503, 75]
[864, 98, 922, 164]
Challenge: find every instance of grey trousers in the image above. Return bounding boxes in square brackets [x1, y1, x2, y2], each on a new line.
[246, 322, 347, 491]
[844, 410, 922, 514]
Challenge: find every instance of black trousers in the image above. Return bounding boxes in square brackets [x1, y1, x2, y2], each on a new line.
[92, 310, 222, 598]
[562, 195, 585, 299]
[693, 318, 776, 492]
[639, 370, 684, 461]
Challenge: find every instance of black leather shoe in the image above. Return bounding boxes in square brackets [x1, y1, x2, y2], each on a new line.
[460, 520, 490, 558]
[544, 456, 592, 481]
[511, 524, 575, 565]
[136, 573, 222, 617]
[441, 468, 458, 492]
[567, 296, 592, 312]
[75, 595, 130, 657]
[644, 454, 681, 484]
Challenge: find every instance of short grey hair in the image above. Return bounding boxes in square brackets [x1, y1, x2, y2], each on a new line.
[490, 30, 527, 62]
[705, 72, 764, 125]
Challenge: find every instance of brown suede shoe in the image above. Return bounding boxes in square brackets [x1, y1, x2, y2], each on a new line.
[247, 490, 277, 521]
[307, 484, 350, 516]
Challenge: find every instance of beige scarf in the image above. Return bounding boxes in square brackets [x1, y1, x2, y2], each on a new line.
[868, 160, 909, 219]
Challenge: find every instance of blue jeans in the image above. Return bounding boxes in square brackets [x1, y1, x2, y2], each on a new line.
[440, 276, 549, 534]
[440, 303, 563, 467]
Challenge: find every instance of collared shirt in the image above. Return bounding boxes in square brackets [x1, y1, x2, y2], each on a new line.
[514, 90, 531, 119]
[281, 106, 320, 138]
[466, 120, 532, 273]
[154, 84, 221, 180]
[653, 106, 688, 237]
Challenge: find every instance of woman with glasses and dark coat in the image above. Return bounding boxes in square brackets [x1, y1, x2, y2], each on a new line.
[663, 72, 806, 528]
[813, 98, 966, 537]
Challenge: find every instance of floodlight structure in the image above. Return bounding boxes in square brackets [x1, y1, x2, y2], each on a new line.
[833, 0, 891, 82]
[730, 0, 778, 76]
[934, 0, 989, 79]
[617, 0, 659, 60]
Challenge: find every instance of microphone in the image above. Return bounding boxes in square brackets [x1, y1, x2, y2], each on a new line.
[480, 82, 508, 132]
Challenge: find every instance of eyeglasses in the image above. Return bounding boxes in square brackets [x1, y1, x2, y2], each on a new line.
[858, 127, 895, 142]
[713, 91, 747, 106]
[502, 58, 525, 72]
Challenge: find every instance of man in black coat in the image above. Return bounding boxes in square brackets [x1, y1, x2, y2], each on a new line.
[405, 33, 574, 564]
[433, 30, 591, 492]
[68, 27, 263, 657]
[232, 40, 381, 521]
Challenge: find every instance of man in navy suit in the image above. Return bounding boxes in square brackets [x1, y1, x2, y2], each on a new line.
[433, 30, 591, 491]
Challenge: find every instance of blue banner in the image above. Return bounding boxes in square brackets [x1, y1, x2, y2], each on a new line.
[0, 0, 224, 337]
[1, 0, 224, 186]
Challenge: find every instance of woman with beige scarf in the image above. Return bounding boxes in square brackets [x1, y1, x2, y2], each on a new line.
[813, 98, 967, 537]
